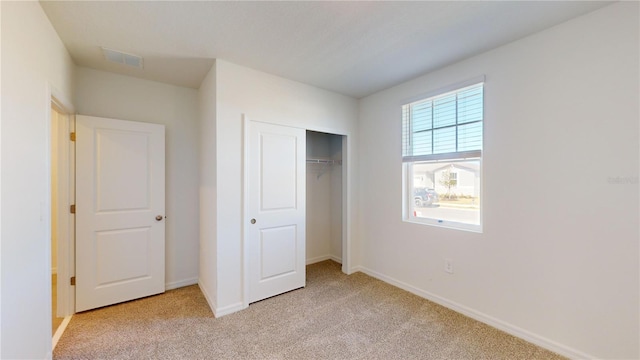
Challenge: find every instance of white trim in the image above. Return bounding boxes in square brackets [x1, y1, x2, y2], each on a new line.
[46, 82, 76, 359]
[242, 115, 250, 309]
[45, 87, 54, 360]
[48, 85, 76, 325]
[55, 110, 75, 318]
[340, 135, 350, 274]
[52, 315, 72, 351]
[49, 85, 75, 114]
[403, 218, 482, 233]
[402, 150, 481, 164]
[306, 255, 342, 265]
[214, 302, 246, 318]
[165, 277, 198, 291]
[198, 281, 216, 315]
[67, 114, 76, 316]
[356, 266, 594, 360]
[306, 255, 331, 265]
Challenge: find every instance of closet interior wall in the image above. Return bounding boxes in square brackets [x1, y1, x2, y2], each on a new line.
[306, 131, 343, 264]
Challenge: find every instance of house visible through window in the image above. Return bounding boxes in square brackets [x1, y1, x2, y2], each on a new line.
[402, 80, 483, 232]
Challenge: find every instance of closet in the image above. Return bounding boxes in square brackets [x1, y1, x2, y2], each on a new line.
[306, 130, 343, 265]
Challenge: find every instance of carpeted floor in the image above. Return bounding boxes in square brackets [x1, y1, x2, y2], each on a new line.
[54, 261, 565, 359]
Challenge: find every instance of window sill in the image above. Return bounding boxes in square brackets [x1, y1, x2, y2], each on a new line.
[403, 217, 482, 233]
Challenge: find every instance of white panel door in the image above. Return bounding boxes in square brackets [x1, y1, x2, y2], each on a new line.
[76, 115, 165, 312]
[247, 121, 306, 303]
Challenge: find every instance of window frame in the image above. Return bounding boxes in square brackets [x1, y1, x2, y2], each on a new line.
[402, 77, 485, 233]
[449, 172, 458, 187]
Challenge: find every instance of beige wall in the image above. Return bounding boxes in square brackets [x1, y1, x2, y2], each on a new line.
[1, 2, 76, 358]
[74, 67, 201, 290]
[200, 60, 359, 315]
[357, 3, 638, 358]
[3, 2, 637, 359]
[197, 61, 218, 312]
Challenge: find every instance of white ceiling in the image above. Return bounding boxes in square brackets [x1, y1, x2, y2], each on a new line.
[40, 1, 611, 98]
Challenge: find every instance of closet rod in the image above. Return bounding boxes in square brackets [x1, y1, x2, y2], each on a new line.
[306, 158, 341, 179]
[306, 158, 342, 165]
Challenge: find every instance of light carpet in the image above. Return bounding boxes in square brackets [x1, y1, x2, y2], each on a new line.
[54, 260, 565, 359]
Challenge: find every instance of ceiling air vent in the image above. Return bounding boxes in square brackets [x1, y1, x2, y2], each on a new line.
[101, 47, 143, 69]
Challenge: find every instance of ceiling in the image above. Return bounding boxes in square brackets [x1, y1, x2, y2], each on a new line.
[40, 1, 611, 98]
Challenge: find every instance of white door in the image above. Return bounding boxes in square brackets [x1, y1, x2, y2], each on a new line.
[76, 115, 165, 312]
[247, 120, 306, 303]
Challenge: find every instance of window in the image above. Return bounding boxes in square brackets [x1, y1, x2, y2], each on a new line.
[449, 172, 458, 186]
[402, 81, 483, 232]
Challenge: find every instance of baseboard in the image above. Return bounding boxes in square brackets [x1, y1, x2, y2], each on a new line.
[356, 266, 593, 360]
[52, 315, 72, 350]
[307, 254, 343, 265]
[348, 265, 364, 275]
[198, 281, 216, 316]
[214, 302, 246, 318]
[165, 277, 198, 290]
[306, 255, 331, 265]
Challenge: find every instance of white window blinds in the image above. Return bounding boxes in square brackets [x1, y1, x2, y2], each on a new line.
[402, 83, 483, 162]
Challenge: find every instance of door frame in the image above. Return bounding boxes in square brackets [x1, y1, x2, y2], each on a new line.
[51, 102, 75, 318]
[48, 85, 76, 321]
[242, 115, 352, 309]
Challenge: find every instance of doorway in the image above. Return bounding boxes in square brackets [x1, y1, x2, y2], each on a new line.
[243, 120, 350, 307]
[305, 130, 344, 266]
[50, 99, 75, 349]
[50, 105, 64, 334]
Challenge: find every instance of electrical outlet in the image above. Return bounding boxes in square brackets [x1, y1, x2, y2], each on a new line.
[444, 258, 454, 274]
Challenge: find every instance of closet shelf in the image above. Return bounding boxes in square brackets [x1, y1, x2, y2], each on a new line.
[306, 158, 341, 179]
[306, 158, 342, 166]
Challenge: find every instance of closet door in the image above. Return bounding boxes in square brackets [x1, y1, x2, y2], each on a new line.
[246, 120, 306, 303]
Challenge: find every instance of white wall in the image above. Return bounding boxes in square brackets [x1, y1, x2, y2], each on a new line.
[306, 131, 332, 264]
[357, 3, 638, 359]
[201, 60, 359, 315]
[198, 62, 218, 311]
[0, 2, 75, 358]
[74, 67, 200, 290]
[329, 135, 343, 261]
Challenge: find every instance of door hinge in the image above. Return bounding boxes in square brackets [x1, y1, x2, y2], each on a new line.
[70, 132, 76, 141]
[70, 204, 76, 214]
[70, 276, 76, 286]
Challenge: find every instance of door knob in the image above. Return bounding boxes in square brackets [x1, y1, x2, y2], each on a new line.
[251, 219, 256, 224]
[156, 215, 164, 221]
